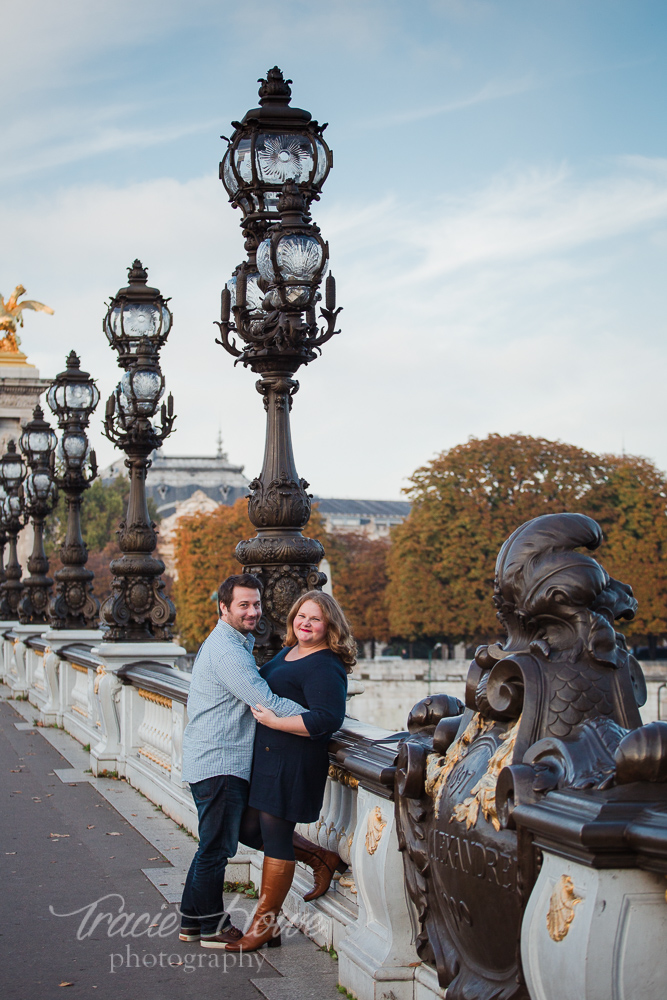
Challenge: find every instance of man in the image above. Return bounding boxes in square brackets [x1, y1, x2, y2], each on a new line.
[179, 573, 306, 947]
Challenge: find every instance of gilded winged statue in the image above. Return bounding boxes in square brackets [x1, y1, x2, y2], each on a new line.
[0, 284, 54, 352]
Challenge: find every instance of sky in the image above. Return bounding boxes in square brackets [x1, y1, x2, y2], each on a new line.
[2, 0, 667, 500]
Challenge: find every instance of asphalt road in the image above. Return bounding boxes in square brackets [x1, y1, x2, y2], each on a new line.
[0, 698, 282, 1000]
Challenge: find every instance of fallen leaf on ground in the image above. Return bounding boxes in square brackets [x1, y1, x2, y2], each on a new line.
[12, 790, 22, 794]
[87, 825, 95, 830]
[9, 769, 21, 772]
[148, 857, 160, 861]
[159, 884, 168, 886]
[131, 813, 137, 816]
[50, 834, 69, 838]
[59, 982, 73, 987]
[5, 852, 16, 855]
[106, 832, 121, 837]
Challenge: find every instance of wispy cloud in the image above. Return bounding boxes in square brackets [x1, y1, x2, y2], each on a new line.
[0, 114, 219, 181]
[3, 155, 667, 496]
[368, 76, 536, 128]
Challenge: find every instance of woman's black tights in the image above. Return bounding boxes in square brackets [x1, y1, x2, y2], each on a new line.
[238, 806, 296, 862]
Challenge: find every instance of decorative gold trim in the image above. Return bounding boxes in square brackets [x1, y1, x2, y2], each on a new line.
[449, 719, 520, 832]
[328, 763, 359, 788]
[71, 663, 88, 675]
[138, 746, 172, 771]
[71, 705, 88, 718]
[137, 687, 172, 709]
[546, 875, 581, 942]
[338, 875, 357, 894]
[93, 664, 106, 695]
[365, 806, 386, 855]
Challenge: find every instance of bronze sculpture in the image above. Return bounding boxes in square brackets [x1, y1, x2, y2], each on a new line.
[395, 512, 666, 1000]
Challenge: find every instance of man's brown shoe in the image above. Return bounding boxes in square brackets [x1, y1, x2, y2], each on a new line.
[179, 926, 201, 942]
[200, 924, 244, 948]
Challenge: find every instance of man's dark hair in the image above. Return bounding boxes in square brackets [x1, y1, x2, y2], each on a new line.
[218, 574, 263, 610]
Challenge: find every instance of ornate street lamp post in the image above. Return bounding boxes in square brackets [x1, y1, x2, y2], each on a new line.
[0, 442, 27, 619]
[18, 405, 59, 624]
[101, 260, 176, 642]
[0, 487, 10, 618]
[46, 351, 100, 629]
[216, 68, 340, 662]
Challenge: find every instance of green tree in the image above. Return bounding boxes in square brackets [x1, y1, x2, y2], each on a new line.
[45, 475, 161, 605]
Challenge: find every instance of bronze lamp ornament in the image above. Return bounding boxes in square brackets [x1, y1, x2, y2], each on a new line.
[216, 67, 341, 662]
[101, 262, 176, 642]
[17, 405, 59, 624]
[46, 351, 101, 629]
[0, 445, 26, 620]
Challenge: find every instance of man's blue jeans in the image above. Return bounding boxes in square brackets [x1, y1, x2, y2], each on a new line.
[180, 774, 249, 934]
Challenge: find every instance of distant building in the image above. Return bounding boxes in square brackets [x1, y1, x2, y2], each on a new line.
[313, 498, 411, 539]
[101, 433, 250, 519]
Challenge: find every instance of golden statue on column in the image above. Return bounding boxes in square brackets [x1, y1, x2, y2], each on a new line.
[0, 285, 54, 362]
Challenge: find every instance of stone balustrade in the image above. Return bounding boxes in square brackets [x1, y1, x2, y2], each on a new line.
[0, 622, 433, 1000]
[6, 620, 663, 999]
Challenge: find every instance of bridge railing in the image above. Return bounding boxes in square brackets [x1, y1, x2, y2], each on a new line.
[0, 624, 430, 999]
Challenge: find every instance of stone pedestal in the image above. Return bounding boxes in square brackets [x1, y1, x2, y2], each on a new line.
[7, 622, 44, 696]
[40, 628, 103, 724]
[522, 852, 667, 1000]
[90, 641, 186, 775]
[0, 361, 51, 569]
[515, 786, 667, 1000]
[338, 786, 419, 1000]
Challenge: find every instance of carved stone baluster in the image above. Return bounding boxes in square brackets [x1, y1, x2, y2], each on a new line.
[325, 774, 343, 853]
[337, 782, 356, 867]
[92, 669, 123, 774]
[42, 647, 61, 725]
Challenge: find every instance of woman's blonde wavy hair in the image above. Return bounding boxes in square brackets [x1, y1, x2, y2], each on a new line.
[285, 591, 357, 673]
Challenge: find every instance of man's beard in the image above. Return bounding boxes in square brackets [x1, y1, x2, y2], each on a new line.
[227, 612, 258, 634]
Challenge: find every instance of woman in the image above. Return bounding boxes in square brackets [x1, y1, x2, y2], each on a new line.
[226, 590, 355, 953]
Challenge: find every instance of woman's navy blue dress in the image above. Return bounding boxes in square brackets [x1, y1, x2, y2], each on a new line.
[248, 647, 348, 823]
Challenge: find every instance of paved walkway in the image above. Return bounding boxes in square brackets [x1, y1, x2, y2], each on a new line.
[0, 687, 342, 1000]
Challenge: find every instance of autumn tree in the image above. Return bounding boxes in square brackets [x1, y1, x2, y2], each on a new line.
[326, 531, 391, 654]
[171, 498, 254, 651]
[589, 454, 667, 644]
[386, 433, 649, 645]
[173, 500, 325, 652]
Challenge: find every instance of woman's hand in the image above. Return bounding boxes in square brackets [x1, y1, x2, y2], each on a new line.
[252, 704, 280, 728]
[251, 705, 310, 735]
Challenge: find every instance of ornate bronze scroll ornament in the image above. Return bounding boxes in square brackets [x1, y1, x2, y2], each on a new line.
[394, 512, 667, 1000]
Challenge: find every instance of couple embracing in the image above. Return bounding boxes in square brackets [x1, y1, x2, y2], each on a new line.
[178, 573, 354, 951]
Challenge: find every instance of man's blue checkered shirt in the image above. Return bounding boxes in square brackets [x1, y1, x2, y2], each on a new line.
[182, 619, 306, 784]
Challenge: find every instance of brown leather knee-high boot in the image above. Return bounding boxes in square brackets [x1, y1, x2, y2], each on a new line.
[292, 832, 348, 902]
[225, 857, 295, 952]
